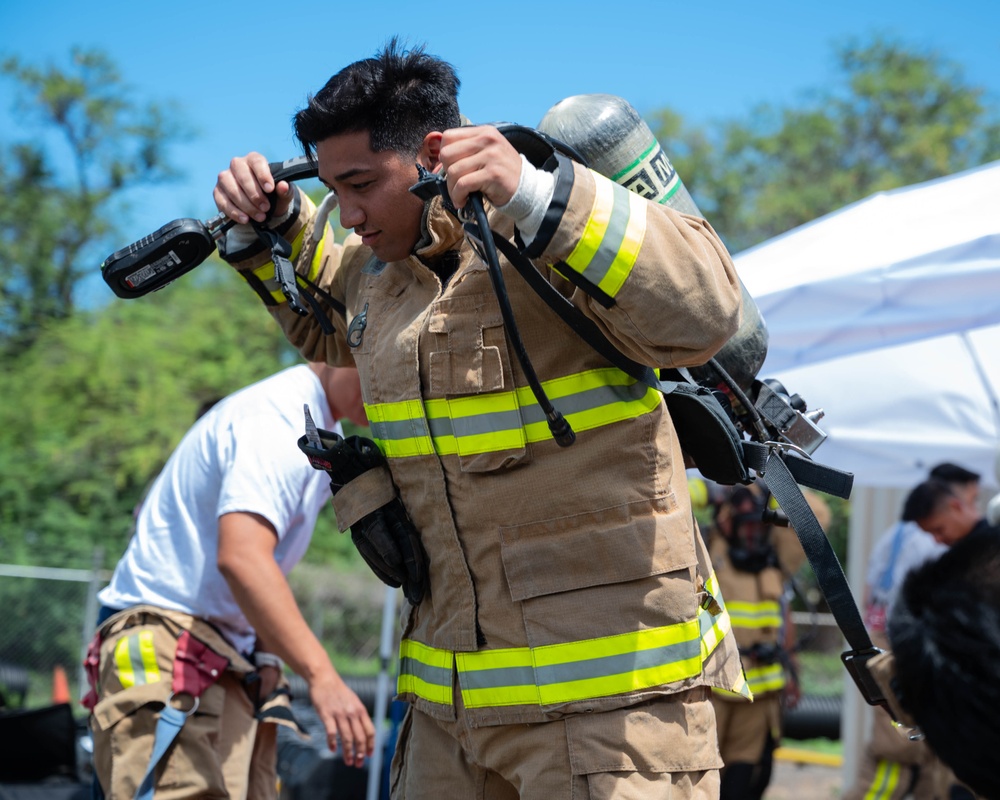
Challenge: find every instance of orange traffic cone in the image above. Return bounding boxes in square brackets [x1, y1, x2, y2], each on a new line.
[52, 664, 71, 704]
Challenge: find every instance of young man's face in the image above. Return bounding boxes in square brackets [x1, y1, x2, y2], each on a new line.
[917, 494, 978, 546]
[316, 130, 430, 263]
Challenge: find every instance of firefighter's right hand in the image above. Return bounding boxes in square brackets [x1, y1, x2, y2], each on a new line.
[213, 152, 294, 225]
[309, 671, 376, 768]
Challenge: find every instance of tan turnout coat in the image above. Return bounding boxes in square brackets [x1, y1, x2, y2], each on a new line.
[228, 155, 746, 729]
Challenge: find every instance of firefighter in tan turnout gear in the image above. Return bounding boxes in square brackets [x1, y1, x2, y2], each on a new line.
[702, 482, 826, 800]
[213, 39, 747, 799]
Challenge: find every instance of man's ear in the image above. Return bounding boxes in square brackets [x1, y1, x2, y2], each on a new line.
[419, 132, 443, 170]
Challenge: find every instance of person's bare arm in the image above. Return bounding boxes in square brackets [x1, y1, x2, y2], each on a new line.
[217, 511, 375, 767]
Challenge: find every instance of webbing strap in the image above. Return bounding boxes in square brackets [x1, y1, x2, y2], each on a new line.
[134, 704, 187, 800]
[764, 451, 889, 709]
[743, 441, 853, 499]
[759, 449, 873, 656]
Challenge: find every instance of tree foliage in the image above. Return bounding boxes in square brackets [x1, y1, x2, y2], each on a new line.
[0, 263, 298, 568]
[0, 48, 187, 352]
[654, 37, 1000, 253]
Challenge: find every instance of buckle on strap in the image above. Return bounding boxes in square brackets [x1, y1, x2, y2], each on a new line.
[841, 647, 889, 710]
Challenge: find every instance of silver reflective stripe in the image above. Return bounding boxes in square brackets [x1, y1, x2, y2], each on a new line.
[399, 656, 451, 689]
[578, 183, 632, 288]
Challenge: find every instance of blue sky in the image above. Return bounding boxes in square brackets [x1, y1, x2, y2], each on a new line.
[2, 0, 999, 250]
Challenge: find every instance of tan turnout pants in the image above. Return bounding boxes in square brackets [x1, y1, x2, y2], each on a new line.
[88, 606, 282, 800]
[390, 686, 723, 800]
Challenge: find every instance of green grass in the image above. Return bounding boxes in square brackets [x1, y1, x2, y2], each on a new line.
[797, 651, 845, 697]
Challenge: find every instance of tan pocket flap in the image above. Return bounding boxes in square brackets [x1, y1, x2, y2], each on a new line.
[500, 498, 695, 602]
[92, 679, 224, 732]
[566, 691, 722, 774]
[331, 465, 398, 531]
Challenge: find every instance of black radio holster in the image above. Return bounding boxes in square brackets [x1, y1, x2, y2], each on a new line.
[298, 429, 428, 605]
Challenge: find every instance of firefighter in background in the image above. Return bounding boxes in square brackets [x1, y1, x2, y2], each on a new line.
[698, 480, 829, 800]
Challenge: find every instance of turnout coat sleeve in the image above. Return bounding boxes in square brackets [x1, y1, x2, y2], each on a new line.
[521, 154, 743, 369]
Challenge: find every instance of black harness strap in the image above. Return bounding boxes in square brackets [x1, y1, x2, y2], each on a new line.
[758, 449, 888, 711]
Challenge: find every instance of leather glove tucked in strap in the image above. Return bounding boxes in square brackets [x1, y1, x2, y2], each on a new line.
[298, 427, 428, 605]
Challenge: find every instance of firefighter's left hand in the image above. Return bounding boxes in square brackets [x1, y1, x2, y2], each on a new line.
[438, 125, 522, 210]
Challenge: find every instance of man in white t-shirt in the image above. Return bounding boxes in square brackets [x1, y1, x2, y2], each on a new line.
[86, 362, 374, 800]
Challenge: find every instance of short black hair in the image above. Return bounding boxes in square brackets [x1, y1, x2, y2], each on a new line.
[294, 37, 461, 159]
[901, 479, 955, 522]
[889, 532, 1000, 798]
[928, 462, 980, 486]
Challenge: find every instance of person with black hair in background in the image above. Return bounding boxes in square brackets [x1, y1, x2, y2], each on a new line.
[845, 463, 983, 800]
[85, 363, 374, 799]
[872, 520, 1000, 800]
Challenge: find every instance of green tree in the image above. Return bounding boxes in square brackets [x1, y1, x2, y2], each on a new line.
[0, 48, 187, 352]
[0, 262, 297, 569]
[654, 37, 1000, 253]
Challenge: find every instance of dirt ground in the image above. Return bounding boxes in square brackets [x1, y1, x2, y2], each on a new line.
[765, 758, 843, 800]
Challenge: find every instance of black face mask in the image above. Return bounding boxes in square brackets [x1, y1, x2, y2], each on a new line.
[725, 503, 777, 573]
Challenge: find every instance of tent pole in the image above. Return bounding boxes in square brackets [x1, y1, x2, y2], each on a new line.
[840, 485, 906, 792]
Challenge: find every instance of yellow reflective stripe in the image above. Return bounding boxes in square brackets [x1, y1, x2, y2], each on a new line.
[699, 572, 732, 658]
[700, 571, 751, 699]
[565, 176, 612, 276]
[597, 191, 645, 297]
[431, 391, 527, 456]
[244, 225, 313, 303]
[113, 631, 160, 689]
[365, 399, 437, 458]
[400, 579, 736, 710]
[397, 639, 454, 706]
[368, 368, 661, 459]
[138, 632, 160, 684]
[308, 231, 327, 283]
[457, 619, 704, 708]
[744, 662, 785, 694]
[727, 600, 782, 629]
[114, 636, 135, 689]
[864, 759, 902, 800]
[287, 224, 305, 262]
[564, 173, 647, 299]
[730, 671, 752, 699]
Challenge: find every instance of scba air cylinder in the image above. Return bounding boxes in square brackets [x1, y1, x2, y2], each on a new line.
[538, 94, 768, 393]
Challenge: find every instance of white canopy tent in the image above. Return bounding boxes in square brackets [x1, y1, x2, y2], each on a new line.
[739, 160, 1000, 376]
[735, 158, 1000, 488]
[756, 324, 1000, 489]
[732, 160, 1000, 783]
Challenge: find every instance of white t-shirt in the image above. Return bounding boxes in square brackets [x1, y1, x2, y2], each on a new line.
[865, 520, 947, 618]
[99, 364, 338, 653]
